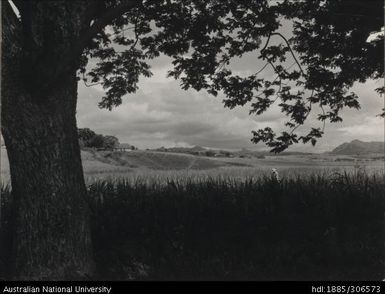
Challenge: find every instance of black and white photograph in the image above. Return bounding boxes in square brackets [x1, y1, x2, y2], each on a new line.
[0, 0, 384, 284]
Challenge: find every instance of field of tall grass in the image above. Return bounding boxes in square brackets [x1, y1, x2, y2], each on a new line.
[1, 172, 384, 280]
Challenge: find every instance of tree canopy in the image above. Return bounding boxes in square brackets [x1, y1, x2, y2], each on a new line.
[12, 0, 383, 152]
[1, 0, 384, 281]
[78, 128, 120, 149]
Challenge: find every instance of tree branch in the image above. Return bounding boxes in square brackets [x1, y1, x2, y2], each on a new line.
[109, 26, 135, 38]
[270, 32, 305, 76]
[2, 0, 22, 58]
[328, 12, 382, 20]
[260, 34, 272, 53]
[254, 62, 269, 76]
[4, 0, 20, 24]
[82, 72, 103, 88]
[71, 0, 142, 62]
[9, 0, 22, 12]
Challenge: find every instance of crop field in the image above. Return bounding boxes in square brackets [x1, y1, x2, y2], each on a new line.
[1, 147, 383, 183]
[0, 148, 384, 280]
[1, 171, 384, 280]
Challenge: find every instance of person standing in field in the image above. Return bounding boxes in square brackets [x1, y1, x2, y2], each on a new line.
[271, 168, 280, 182]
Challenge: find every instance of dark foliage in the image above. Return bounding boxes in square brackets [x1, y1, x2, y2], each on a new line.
[78, 128, 120, 149]
[1, 174, 383, 280]
[78, 0, 383, 152]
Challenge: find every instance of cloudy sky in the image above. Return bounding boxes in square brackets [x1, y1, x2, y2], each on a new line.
[5, 0, 384, 153]
[76, 24, 384, 153]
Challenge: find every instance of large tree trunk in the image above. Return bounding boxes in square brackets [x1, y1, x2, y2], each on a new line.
[1, 1, 94, 280]
[2, 76, 94, 281]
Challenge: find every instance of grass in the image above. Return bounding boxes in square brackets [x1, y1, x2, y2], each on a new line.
[87, 150, 229, 171]
[2, 149, 383, 183]
[0, 172, 384, 280]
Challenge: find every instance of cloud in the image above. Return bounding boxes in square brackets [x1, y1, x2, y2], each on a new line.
[76, 51, 384, 152]
[338, 117, 384, 139]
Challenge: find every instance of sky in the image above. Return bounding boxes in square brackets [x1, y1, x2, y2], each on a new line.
[5, 0, 385, 153]
[76, 21, 384, 153]
[76, 57, 384, 153]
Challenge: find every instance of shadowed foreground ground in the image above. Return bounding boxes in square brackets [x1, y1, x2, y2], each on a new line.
[1, 173, 384, 280]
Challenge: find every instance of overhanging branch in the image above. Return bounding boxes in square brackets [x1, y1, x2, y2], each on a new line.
[270, 32, 305, 76]
[70, 0, 142, 62]
[4, 0, 20, 24]
[3, 0, 22, 58]
[9, 0, 22, 12]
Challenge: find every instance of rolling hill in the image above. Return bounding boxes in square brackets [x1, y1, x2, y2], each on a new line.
[94, 150, 230, 170]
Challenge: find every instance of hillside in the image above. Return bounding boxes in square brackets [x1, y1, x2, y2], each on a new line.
[331, 139, 384, 155]
[0, 148, 251, 181]
[91, 150, 236, 170]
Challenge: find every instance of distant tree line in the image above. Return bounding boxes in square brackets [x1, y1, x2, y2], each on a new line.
[78, 128, 120, 150]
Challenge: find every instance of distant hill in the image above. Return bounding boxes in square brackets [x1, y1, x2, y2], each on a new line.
[151, 145, 315, 158]
[153, 145, 207, 155]
[330, 140, 384, 155]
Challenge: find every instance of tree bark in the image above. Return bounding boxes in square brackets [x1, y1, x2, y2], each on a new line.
[1, 1, 94, 280]
[2, 77, 94, 281]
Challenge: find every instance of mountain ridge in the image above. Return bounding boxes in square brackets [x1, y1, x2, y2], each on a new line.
[330, 139, 384, 155]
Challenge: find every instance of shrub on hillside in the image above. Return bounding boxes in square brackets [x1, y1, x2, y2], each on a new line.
[78, 128, 120, 150]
